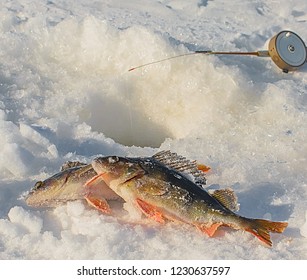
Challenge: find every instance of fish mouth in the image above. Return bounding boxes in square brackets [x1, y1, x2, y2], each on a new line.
[25, 194, 49, 207]
[25, 175, 69, 206]
[24, 187, 42, 206]
[25, 196, 70, 207]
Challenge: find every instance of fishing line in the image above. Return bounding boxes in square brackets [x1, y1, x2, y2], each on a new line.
[129, 30, 307, 73]
[128, 52, 204, 71]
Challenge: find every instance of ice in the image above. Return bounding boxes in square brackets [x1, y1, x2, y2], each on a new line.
[300, 211, 307, 238]
[0, 0, 306, 260]
[66, 201, 85, 217]
[0, 109, 6, 120]
[1, 143, 33, 177]
[19, 123, 59, 159]
[19, 123, 52, 149]
[8, 206, 43, 234]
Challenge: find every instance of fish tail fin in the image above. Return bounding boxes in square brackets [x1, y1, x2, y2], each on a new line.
[244, 218, 288, 247]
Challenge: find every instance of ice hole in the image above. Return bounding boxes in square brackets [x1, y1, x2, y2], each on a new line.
[82, 96, 171, 148]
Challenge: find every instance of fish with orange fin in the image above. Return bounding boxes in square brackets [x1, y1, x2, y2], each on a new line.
[25, 152, 209, 215]
[25, 161, 122, 213]
[89, 151, 288, 247]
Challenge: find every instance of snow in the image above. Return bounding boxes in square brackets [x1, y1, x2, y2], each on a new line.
[0, 0, 306, 259]
[301, 211, 307, 238]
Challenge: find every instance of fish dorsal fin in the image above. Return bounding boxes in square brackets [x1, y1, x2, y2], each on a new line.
[60, 161, 87, 171]
[152, 150, 207, 185]
[210, 188, 240, 212]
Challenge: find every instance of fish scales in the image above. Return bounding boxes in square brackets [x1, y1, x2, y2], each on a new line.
[92, 155, 234, 224]
[138, 157, 216, 207]
[91, 153, 288, 247]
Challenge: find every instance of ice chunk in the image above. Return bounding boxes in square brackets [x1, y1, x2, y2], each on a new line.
[0, 143, 33, 177]
[0, 109, 6, 120]
[8, 206, 43, 234]
[19, 123, 51, 147]
[0, 120, 21, 144]
[300, 211, 307, 238]
[19, 123, 59, 159]
[47, 144, 59, 158]
[66, 201, 85, 217]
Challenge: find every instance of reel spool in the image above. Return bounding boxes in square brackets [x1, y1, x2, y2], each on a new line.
[268, 30, 307, 73]
[129, 30, 307, 73]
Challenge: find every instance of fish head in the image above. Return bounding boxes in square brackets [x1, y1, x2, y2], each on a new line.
[25, 165, 94, 207]
[25, 171, 69, 207]
[91, 156, 146, 186]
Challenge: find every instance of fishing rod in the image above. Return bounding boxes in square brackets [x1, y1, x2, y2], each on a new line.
[129, 30, 307, 73]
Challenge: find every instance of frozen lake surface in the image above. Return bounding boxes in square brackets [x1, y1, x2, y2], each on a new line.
[0, 0, 306, 259]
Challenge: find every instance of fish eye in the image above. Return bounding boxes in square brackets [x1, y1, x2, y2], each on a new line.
[33, 181, 43, 190]
[108, 156, 119, 164]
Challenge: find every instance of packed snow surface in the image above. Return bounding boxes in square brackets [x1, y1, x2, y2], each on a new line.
[0, 0, 307, 259]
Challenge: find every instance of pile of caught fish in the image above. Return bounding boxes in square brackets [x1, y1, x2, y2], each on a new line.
[25, 151, 288, 247]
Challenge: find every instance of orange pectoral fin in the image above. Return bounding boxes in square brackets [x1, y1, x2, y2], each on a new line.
[85, 196, 111, 214]
[85, 172, 116, 187]
[136, 198, 165, 224]
[196, 223, 222, 237]
[85, 174, 104, 187]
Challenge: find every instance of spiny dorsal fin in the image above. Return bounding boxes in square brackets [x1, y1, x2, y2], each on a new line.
[60, 161, 87, 171]
[210, 188, 240, 212]
[152, 150, 207, 185]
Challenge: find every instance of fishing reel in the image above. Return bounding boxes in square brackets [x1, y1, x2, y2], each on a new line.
[129, 30, 307, 73]
[268, 30, 307, 73]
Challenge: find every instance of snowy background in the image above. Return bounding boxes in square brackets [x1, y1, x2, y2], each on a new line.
[0, 0, 307, 259]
